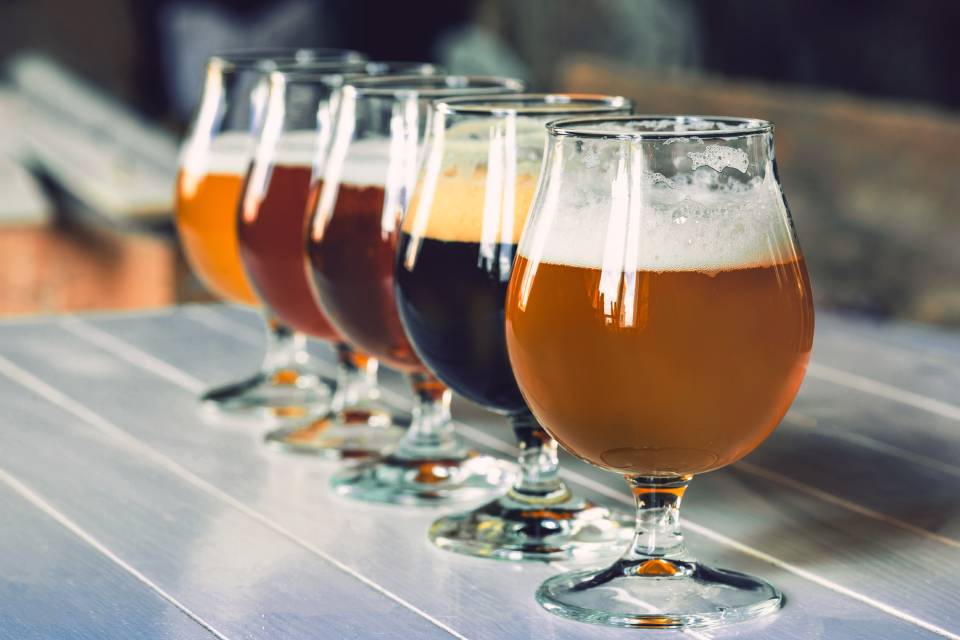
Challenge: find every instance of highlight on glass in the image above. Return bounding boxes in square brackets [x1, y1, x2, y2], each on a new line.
[237, 61, 441, 458]
[305, 75, 525, 504]
[504, 116, 814, 627]
[396, 94, 638, 561]
[175, 47, 364, 423]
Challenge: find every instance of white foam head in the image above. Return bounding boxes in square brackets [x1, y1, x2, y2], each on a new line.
[179, 130, 253, 176]
[270, 129, 324, 167]
[520, 155, 799, 273]
[338, 137, 392, 187]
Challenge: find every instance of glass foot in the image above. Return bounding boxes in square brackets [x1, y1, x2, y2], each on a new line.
[263, 403, 408, 459]
[537, 559, 783, 629]
[429, 491, 633, 561]
[330, 452, 514, 506]
[200, 366, 331, 425]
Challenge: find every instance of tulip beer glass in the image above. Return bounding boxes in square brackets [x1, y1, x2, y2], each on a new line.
[505, 116, 814, 627]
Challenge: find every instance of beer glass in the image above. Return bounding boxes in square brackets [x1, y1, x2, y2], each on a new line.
[237, 62, 441, 457]
[176, 48, 364, 422]
[306, 75, 525, 504]
[505, 116, 814, 627]
[396, 94, 636, 561]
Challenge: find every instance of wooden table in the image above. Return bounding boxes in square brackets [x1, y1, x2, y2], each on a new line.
[0, 305, 957, 639]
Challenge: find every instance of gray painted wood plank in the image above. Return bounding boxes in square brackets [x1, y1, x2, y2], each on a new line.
[817, 313, 960, 364]
[0, 356, 456, 639]
[0, 322, 668, 640]
[812, 315, 960, 406]
[191, 306, 960, 636]
[0, 478, 217, 640]
[198, 305, 960, 535]
[790, 379, 960, 476]
[36, 309, 949, 639]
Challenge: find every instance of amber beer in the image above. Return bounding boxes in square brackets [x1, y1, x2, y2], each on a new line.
[505, 255, 814, 477]
[238, 162, 339, 340]
[175, 139, 258, 305]
[307, 179, 424, 373]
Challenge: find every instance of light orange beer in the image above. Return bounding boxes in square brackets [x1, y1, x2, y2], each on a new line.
[505, 256, 814, 477]
[175, 162, 258, 305]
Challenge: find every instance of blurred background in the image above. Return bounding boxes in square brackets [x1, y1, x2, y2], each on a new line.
[0, 0, 957, 325]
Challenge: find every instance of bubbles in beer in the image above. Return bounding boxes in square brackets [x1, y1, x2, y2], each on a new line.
[520, 150, 797, 274]
[687, 145, 749, 173]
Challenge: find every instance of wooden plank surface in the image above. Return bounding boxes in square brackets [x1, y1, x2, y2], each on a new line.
[0, 305, 957, 639]
[0, 478, 216, 640]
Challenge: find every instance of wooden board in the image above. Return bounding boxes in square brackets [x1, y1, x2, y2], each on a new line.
[0, 305, 957, 639]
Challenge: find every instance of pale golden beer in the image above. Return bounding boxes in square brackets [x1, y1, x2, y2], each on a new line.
[175, 168, 258, 305]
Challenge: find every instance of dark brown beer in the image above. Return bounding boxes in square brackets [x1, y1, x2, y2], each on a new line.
[238, 163, 339, 340]
[505, 256, 814, 476]
[395, 174, 535, 413]
[307, 181, 424, 373]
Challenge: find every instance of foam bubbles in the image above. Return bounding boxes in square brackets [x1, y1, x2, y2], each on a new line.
[522, 175, 798, 273]
[401, 116, 549, 244]
[403, 173, 537, 244]
[179, 130, 252, 176]
[687, 145, 749, 173]
[270, 129, 323, 167]
[338, 137, 391, 187]
[438, 117, 548, 178]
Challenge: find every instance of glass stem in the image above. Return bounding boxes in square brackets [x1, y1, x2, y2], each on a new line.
[393, 372, 462, 460]
[261, 313, 311, 374]
[330, 343, 379, 411]
[622, 475, 693, 574]
[508, 411, 569, 502]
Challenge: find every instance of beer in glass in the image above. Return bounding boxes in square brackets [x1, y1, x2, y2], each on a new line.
[505, 115, 814, 628]
[396, 94, 637, 561]
[306, 75, 525, 504]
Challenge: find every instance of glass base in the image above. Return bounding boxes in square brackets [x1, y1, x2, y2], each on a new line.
[330, 452, 514, 506]
[429, 491, 633, 562]
[537, 560, 783, 629]
[263, 403, 407, 460]
[200, 366, 331, 425]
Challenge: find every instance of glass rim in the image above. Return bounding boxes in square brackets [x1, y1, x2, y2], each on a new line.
[342, 74, 526, 98]
[546, 115, 774, 140]
[435, 93, 632, 117]
[210, 47, 366, 71]
[270, 61, 442, 85]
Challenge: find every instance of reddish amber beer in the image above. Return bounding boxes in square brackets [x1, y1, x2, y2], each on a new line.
[236, 63, 440, 343]
[239, 158, 339, 340]
[307, 175, 423, 372]
[309, 75, 526, 505]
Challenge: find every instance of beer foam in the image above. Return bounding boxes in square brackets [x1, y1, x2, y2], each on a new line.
[400, 117, 551, 244]
[439, 117, 549, 176]
[402, 172, 537, 245]
[520, 178, 799, 272]
[269, 129, 324, 167]
[336, 137, 392, 187]
[179, 130, 253, 176]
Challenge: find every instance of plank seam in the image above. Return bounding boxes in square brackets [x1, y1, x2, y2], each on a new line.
[75, 312, 960, 639]
[0, 353, 469, 640]
[0, 464, 232, 640]
[734, 461, 960, 549]
[808, 362, 960, 422]
[183, 308, 960, 477]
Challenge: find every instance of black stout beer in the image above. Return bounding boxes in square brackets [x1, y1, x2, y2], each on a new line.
[395, 173, 536, 414]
